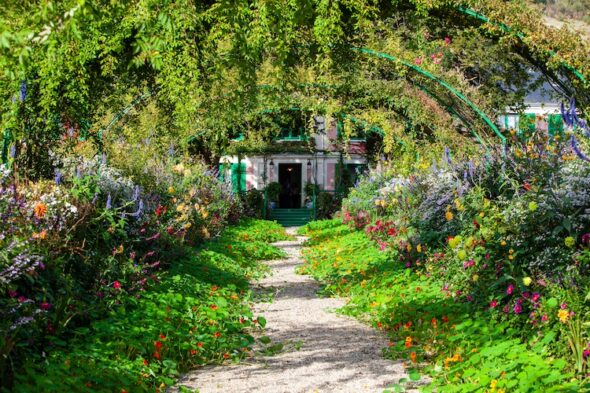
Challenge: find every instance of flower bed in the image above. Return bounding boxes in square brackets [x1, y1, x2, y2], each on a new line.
[1, 157, 288, 391]
[300, 138, 590, 391]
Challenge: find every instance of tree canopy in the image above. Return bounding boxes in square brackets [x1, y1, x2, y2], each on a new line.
[1, 0, 589, 172]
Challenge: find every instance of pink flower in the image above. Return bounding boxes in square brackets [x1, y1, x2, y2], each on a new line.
[506, 284, 514, 295]
[415, 57, 423, 65]
[17, 296, 27, 303]
[489, 300, 498, 308]
[514, 303, 523, 314]
[541, 314, 548, 322]
[466, 295, 474, 302]
[40, 302, 51, 311]
[113, 280, 121, 290]
[583, 349, 590, 358]
[531, 292, 541, 302]
[8, 290, 17, 298]
[502, 305, 510, 313]
[444, 36, 452, 45]
[560, 302, 568, 310]
[522, 292, 530, 299]
[581, 233, 590, 245]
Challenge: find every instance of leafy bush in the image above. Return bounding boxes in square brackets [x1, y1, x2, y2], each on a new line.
[10, 219, 287, 392]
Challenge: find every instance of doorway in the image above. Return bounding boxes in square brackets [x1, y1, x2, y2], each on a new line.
[278, 163, 302, 208]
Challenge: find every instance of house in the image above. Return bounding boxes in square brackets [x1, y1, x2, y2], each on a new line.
[219, 113, 368, 213]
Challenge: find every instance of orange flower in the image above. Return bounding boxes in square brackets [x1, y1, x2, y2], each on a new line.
[405, 336, 412, 348]
[32, 230, 47, 240]
[431, 317, 438, 328]
[410, 351, 417, 363]
[34, 202, 47, 219]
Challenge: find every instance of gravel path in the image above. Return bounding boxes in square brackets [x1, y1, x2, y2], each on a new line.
[172, 228, 408, 393]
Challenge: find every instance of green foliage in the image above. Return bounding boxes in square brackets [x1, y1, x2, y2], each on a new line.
[10, 219, 287, 392]
[301, 220, 586, 391]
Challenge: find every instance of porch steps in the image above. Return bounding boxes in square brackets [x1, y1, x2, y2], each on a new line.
[269, 208, 314, 227]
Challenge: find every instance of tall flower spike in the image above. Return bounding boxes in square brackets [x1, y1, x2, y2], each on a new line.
[19, 81, 27, 102]
[444, 147, 452, 165]
[571, 135, 590, 162]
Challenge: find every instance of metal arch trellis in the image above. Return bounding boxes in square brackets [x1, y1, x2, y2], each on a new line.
[456, 6, 587, 85]
[351, 47, 506, 145]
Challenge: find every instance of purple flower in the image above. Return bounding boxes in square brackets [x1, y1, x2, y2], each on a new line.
[571, 135, 590, 162]
[54, 170, 62, 185]
[19, 81, 27, 102]
[106, 194, 112, 209]
[582, 233, 590, 245]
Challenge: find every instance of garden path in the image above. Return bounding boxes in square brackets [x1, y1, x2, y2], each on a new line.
[172, 228, 410, 393]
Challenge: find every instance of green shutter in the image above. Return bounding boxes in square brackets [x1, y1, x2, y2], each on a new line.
[548, 114, 564, 137]
[230, 163, 247, 193]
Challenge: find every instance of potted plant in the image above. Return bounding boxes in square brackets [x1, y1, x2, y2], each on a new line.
[265, 182, 282, 209]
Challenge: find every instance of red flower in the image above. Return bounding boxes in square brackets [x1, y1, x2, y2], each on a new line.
[489, 300, 498, 309]
[210, 304, 218, 310]
[40, 302, 52, 311]
[214, 332, 221, 338]
[167, 226, 174, 235]
[143, 359, 149, 366]
[442, 316, 449, 323]
[154, 341, 163, 349]
[153, 352, 161, 360]
[190, 349, 197, 356]
[159, 333, 166, 340]
[197, 342, 204, 348]
[113, 281, 121, 290]
[223, 353, 230, 359]
[523, 182, 532, 191]
[155, 205, 166, 217]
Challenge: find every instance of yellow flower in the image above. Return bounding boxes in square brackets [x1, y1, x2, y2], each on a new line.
[479, 212, 485, 218]
[472, 274, 479, 282]
[168, 186, 175, 194]
[406, 244, 412, 252]
[558, 309, 569, 323]
[445, 211, 454, 221]
[564, 236, 576, 248]
[490, 379, 498, 389]
[416, 244, 422, 253]
[501, 240, 507, 246]
[522, 277, 532, 286]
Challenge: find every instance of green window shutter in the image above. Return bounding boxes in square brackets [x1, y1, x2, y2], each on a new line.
[230, 163, 247, 193]
[548, 114, 564, 137]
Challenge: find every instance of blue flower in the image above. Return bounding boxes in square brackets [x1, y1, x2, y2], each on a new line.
[54, 170, 62, 185]
[19, 81, 27, 102]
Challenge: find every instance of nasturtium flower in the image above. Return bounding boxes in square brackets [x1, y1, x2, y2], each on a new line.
[558, 309, 569, 323]
[523, 277, 532, 286]
[565, 236, 576, 248]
